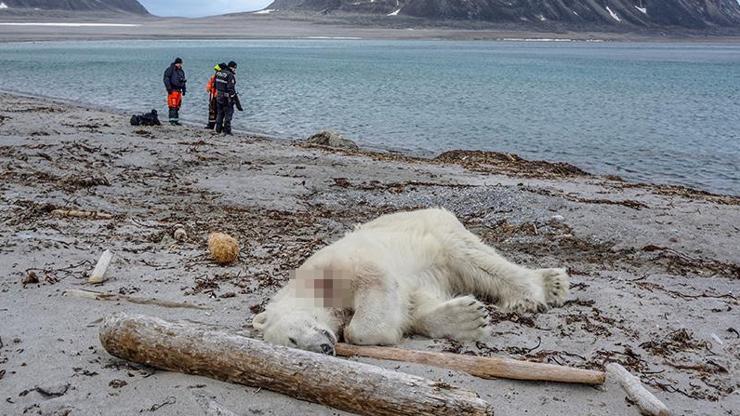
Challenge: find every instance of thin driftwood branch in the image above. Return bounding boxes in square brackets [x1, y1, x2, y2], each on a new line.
[606, 363, 670, 416]
[51, 209, 113, 220]
[336, 343, 605, 385]
[64, 289, 209, 310]
[99, 313, 494, 416]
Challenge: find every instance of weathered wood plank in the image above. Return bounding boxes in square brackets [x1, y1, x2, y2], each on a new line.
[336, 343, 606, 385]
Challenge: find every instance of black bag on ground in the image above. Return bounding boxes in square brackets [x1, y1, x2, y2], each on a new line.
[130, 109, 161, 126]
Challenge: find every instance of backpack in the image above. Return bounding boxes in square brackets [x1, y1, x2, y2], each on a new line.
[130, 109, 161, 126]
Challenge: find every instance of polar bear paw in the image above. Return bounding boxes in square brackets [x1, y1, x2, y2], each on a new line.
[538, 267, 570, 307]
[417, 296, 490, 341]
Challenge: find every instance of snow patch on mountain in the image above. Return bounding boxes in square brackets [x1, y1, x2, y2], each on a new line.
[606, 6, 622, 22]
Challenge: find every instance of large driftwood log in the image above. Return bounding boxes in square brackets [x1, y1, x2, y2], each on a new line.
[336, 343, 605, 385]
[99, 313, 494, 416]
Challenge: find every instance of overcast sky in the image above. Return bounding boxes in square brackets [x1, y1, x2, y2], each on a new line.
[139, 0, 273, 17]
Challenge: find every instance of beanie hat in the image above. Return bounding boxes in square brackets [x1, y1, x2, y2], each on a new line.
[174, 57, 183, 64]
[228, 61, 238, 68]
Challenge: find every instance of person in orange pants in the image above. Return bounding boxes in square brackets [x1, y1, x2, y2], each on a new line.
[204, 63, 224, 130]
[163, 57, 187, 125]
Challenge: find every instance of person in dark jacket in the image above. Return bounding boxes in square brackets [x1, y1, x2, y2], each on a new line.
[214, 61, 238, 135]
[163, 57, 187, 126]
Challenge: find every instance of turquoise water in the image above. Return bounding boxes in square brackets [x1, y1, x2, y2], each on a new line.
[0, 40, 738, 195]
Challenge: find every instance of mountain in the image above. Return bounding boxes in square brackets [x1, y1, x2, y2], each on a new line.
[0, 0, 149, 15]
[264, 0, 740, 29]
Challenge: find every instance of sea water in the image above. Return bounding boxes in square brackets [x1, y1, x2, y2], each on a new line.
[0, 39, 737, 195]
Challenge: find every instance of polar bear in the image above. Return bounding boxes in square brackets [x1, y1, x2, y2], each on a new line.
[253, 208, 569, 355]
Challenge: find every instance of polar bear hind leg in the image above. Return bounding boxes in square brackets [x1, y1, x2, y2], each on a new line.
[447, 230, 570, 313]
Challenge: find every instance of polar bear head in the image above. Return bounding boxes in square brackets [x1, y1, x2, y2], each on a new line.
[253, 308, 338, 355]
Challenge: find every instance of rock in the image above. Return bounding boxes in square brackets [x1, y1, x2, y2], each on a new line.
[174, 228, 187, 242]
[550, 215, 565, 223]
[109, 379, 128, 389]
[305, 130, 359, 151]
[22, 271, 39, 285]
[35, 383, 70, 398]
[332, 178, 352, 188]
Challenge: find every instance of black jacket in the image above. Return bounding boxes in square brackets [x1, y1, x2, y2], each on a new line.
[163, 63, 187, 94]
[214, 67, 236, 97]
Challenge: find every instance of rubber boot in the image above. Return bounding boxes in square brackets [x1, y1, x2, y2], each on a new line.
[169, 108, 180, 126]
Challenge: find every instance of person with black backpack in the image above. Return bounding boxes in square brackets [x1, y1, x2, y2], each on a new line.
[214, 61, 238, 135]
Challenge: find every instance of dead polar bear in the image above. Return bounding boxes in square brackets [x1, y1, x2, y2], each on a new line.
[253, 208, 569, 355]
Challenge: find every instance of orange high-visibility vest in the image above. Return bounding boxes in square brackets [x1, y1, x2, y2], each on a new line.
[205, 75, 217, 98]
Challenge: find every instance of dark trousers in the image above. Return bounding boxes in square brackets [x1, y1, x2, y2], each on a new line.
[168, 108, 179, 124]
[215, 95, 235, 134]
[206, 95, 217, 129]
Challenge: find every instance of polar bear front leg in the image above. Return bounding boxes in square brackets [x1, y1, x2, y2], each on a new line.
[411, 293, 489, 341]
[343, 265, 406, 346]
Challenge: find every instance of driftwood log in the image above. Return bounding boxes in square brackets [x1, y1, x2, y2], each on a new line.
[336, 343, 605, 385]
[88, 249, 113, 284]
[606, 363, 670, 416]
[99, 313, 494, 416]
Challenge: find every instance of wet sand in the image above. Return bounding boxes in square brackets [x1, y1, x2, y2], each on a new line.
[0, 93, 738, 415]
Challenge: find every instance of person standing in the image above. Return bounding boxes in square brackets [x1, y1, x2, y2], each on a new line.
[163, 57, 187, 126]
[204, 63, 225, 130]
[214, 61, 238, 135]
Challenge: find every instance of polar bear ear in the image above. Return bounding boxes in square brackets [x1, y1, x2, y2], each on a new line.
[252, 312, 268, 330]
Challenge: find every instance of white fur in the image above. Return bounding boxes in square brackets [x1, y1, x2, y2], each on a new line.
[253, 208, 569, 353]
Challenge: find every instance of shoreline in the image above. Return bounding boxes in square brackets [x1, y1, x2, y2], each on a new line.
[1, 88, 737, 200]
[1, 14, 740, 43]
[0, 92, 738, 416]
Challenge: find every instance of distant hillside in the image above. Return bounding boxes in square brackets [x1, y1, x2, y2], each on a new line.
[264, 0, 740, 29]
[0, 0, 149, 14]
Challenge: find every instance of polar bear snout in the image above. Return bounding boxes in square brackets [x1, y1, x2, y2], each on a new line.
[319, 342, 335, 355]
[289, 326, 337, 355]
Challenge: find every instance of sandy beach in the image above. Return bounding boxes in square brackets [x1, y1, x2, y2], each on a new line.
[0, 92, 738, 415]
